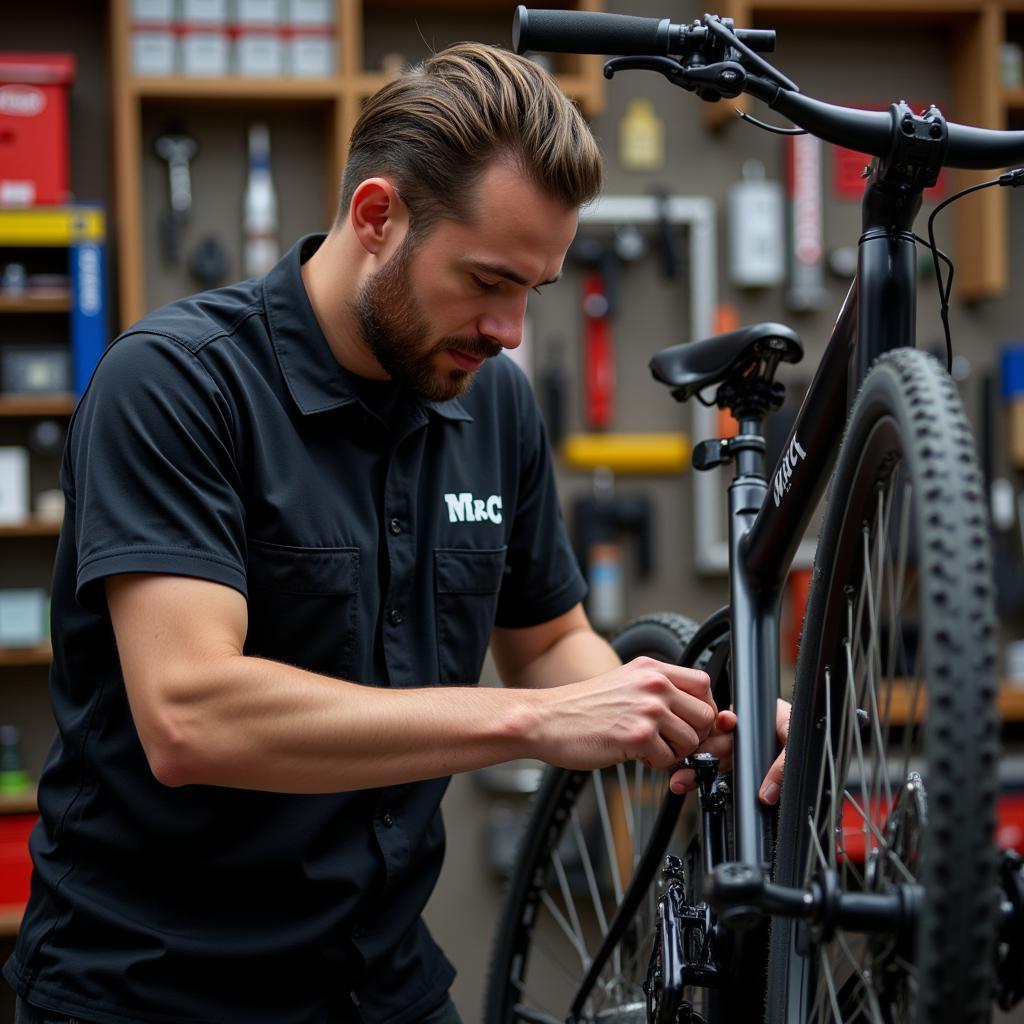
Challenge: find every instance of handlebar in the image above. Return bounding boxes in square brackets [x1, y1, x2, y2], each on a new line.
[513, 6, 775, 57]
[514, 6, 1024, 172]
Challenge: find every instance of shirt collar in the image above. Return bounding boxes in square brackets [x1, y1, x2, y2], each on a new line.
[262, 233, 471, 422]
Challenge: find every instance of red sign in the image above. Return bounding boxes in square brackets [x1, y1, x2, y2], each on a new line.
[832, 102, 947, 201]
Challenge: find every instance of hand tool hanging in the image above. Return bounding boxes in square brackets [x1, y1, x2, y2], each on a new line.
[154, 128, 198, 267]
[570, 226, 644, 430]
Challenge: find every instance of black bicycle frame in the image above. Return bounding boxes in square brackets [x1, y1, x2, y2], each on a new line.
[726, 167, 923, 872]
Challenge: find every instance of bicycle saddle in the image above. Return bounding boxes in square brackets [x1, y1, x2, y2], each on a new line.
[650, 322, 803, 402]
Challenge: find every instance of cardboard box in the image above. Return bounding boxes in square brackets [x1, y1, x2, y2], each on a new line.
[0, 53, 75, 207]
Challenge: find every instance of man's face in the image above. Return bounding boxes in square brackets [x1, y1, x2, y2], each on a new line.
[352, 159, 579, 402]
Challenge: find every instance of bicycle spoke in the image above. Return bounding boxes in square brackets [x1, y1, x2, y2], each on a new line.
[592, 770, 625, 906]
[551, 849, 590, 968]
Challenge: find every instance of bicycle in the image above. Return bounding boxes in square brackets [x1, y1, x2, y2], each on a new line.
[483, 8, 1024, 1024]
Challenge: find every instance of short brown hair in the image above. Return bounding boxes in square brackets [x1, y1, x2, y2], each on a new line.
[338, 43, 603, 237]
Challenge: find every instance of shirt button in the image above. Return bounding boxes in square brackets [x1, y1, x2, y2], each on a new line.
[389, 517, 401, 535]
[382, 812, 394, 827]
[388, 608, 403, 626]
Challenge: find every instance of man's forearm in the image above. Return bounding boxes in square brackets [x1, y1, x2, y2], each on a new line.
[156, 653, 543, 793]
[502, 625, 621, 689]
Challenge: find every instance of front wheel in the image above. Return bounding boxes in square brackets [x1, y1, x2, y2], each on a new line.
[767, 349, 1001, 1023]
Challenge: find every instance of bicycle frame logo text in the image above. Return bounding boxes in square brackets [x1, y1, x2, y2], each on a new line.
[772, 436, 808, 507]
[444, 492, 503, 524]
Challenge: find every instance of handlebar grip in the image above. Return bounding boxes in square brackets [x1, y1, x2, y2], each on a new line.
[513, 6, 671, 56]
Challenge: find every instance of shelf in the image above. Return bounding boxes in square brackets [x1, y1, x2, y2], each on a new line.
[883, 681, 1024, 725]
[110, 0, 607, 328]
[1005, 86, 1024, 112]
[0, 393, 75, 416]
[0, 646, 51, 667]
[0, 792, 37, 816]
[131, 76, 344, 103]
[0, 293, 71, 314]
[0, 521, 61, 537]
[0, 905, 24, 937]
[709, 0, 1011, 300]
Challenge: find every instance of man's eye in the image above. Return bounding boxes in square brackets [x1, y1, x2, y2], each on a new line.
[471, 275, 500, 292]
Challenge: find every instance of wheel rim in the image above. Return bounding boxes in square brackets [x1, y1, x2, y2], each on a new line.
[504, 762, 692, 1023]
[802, 422, 929, 1021]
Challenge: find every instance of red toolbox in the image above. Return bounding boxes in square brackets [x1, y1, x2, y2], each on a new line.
[0, 53, 75, 207]
[0, 813, 36, 907]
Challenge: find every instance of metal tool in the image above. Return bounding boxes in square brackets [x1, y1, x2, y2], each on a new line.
[154, 131, 198, 266]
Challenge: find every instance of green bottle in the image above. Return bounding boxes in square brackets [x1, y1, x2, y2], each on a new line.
[0, 725, 32, 795]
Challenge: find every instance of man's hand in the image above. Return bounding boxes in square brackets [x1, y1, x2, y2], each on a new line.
[667, 698, 791, 804]
[532, 657, 718, 772]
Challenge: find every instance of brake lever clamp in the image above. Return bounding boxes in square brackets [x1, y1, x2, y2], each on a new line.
[603, 56, 746, 102]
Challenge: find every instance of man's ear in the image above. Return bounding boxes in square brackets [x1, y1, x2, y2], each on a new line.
[349, 178, 407, 256]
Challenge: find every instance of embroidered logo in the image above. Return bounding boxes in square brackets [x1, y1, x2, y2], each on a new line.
[444, 492, 503, 524]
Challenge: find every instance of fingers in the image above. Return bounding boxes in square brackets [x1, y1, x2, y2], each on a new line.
[776, 698, 792, 743]
[668, 710, 736, 793]
[760, 749, 786, 805]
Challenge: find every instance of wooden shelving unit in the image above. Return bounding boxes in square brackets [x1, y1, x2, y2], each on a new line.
[879, 680, 1024, 724]
[709, 0, 1021, 301]
[0, 521, 61, 538]
[0, 293, 71, 314]
[0, 647, 52, 668]
[0, 394, 75, 417]
[109, 0, 606, 330]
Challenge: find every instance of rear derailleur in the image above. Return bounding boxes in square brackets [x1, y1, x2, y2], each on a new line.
[643, 857, 720, 1024]
[643, 755, 727, 1024]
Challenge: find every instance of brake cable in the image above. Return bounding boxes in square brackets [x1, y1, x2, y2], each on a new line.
[924, 168, 1024, 373]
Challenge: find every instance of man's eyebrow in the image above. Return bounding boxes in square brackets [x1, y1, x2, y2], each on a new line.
[468, 260, 561, 288]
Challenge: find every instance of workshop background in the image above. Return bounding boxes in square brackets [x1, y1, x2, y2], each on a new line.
[2, 0, 1024, 1020]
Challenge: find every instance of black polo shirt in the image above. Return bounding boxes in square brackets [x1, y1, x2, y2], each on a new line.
[4, 235, 586, 1024]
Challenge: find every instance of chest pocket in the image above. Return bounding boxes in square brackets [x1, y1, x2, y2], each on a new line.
[434, 546, 507, 686]
[245, 540, 360, 678]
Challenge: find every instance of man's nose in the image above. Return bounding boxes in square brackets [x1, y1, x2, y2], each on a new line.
[477, 295, 528, 351]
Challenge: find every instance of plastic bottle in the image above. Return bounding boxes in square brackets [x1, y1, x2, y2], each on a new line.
[243, 122, 279, 278]
[0, 725, 32, 795]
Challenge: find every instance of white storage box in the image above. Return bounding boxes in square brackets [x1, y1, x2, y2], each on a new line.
[182, 0, 228, 24]
[286, 0, 333, 26]
[132, 0, 176, 23]
[181, 31, 230, 75]
[0, 448, 29, 525]
[289, 32, 334, 76]
[0, 590, 47, 648]
[236, 0, 281, 25]
[236, 31, 284, 76]
[132, 31, 178, 76]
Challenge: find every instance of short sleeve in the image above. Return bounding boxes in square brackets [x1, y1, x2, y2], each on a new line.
[66, 332, 248, 614]
[494, 367, 586, 628]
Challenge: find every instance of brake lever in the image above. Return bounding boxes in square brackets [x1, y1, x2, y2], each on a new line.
[603, 56, 747, 102]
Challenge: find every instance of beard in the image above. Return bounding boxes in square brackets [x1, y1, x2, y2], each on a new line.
[352, 234, 502, 402]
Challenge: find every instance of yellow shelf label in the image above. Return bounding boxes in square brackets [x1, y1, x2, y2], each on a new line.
[0, 207, 105, 246]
